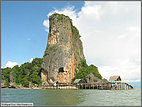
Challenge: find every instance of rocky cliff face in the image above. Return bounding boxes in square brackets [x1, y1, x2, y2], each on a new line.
[41, 13, 85, 84]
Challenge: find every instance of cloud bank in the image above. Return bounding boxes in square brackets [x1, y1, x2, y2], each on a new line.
[5, 61, 18, 68]
[43, 1, 141, 82]
[30, 58, 34, 63]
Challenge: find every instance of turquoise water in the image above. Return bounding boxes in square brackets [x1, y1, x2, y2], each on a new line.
[1, 88, 141, 106]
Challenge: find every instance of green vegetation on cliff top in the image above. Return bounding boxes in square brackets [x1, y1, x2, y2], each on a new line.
[50, 13, 80, 39]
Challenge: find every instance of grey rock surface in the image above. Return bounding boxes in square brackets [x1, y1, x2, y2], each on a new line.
[41, 13, 85, 84]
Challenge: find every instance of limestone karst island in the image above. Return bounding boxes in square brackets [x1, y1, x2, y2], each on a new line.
[1, 13, 133, 90]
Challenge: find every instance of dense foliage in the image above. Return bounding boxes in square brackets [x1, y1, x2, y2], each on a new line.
[1, 58, 42, 87]
[1, 67, 11, 86]
[73, 59, 102, 81]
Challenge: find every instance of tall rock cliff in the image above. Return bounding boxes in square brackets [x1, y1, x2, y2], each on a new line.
[41, 13, 85, 84]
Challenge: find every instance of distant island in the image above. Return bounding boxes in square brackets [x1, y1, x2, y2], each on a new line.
[1, 58, 42, 89]
[1, 13, 103, 89]
[1, 13, 133, 90]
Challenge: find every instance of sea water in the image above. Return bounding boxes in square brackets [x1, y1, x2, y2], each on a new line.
[1, 88, 141, 106]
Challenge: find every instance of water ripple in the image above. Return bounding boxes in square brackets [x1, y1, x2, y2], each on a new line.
[1, 88, 141, 106]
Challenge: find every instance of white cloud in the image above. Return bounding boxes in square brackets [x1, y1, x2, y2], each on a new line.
[5, 61, 18, 68]
[43, 20, 49, 32]
[80, 4, 102, 20]
[98, 59, 141, 82]
[124, 79, 141, 83]
[30, 58, 34, 63]
[43, 1, 141, 82]
[27, 38, 31, 40]
[43, 6, 78, 32]
[77, 1, 141, 82]
[43, 20, 49, 28]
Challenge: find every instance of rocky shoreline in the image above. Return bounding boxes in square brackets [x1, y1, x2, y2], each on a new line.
[1, 87, 43, 90]
[1, 81, 43, 90]
[1, 86, 78, 90]
[1, 83, 78, 90]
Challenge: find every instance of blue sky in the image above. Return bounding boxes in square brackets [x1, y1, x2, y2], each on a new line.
[2, 1, 141, 87]
[2, 1, 84, 66]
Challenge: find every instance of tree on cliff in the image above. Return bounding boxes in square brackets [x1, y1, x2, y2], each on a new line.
[1, 58, 42, 87]
[1, 67, 11, 86]
[73, 59, 102, 82]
